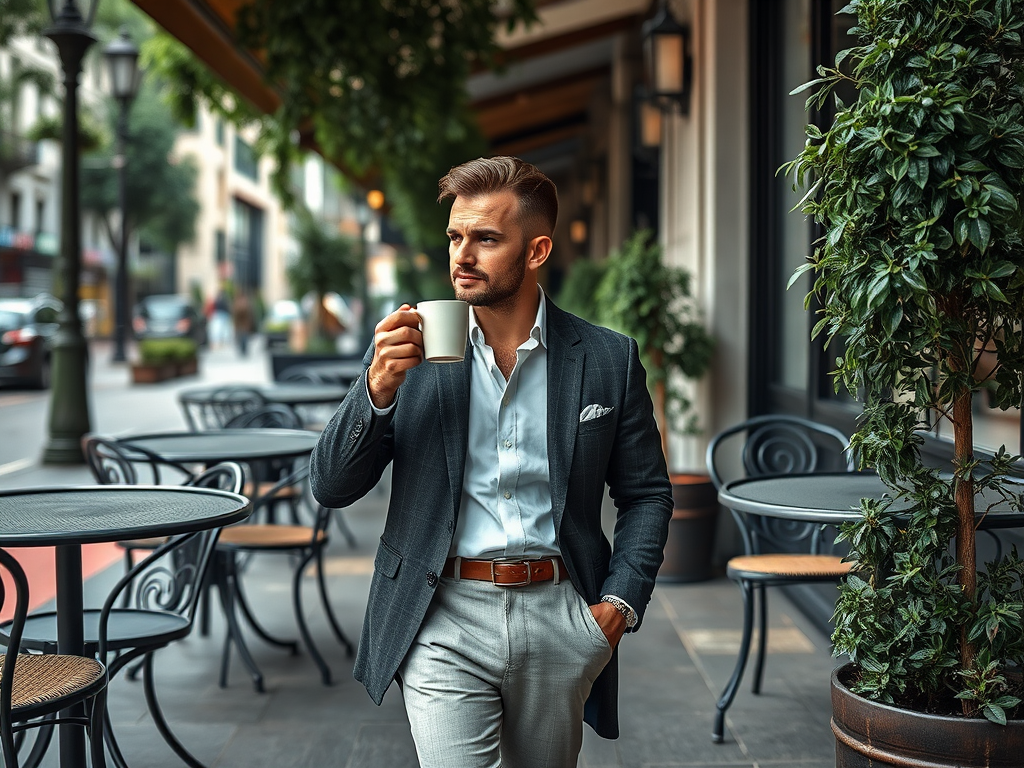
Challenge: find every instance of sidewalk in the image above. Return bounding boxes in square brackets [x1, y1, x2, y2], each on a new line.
[5, 341, 840, 767]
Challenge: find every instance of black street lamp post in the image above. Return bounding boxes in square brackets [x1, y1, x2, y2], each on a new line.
[103, 28, 140, 363]
[356, 189, 385, 350]
[42, 0, 98, 466]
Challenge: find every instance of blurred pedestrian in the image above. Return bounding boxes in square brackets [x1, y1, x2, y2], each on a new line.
[232, 292, 255, 357]
[209, 288, 232, 348]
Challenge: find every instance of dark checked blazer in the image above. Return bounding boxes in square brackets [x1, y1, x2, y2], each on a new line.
[310, 297, 672, 739]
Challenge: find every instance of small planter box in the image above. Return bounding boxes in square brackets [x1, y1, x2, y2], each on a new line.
[131, 358, 199, 384]
[176, 357, 199, 377]
[131, 363, 176, 384]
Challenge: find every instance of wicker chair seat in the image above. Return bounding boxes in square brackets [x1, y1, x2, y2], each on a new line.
[218, 524, 325, 550]
[726, 553, 853, 581]
[0, 654, 105, 717]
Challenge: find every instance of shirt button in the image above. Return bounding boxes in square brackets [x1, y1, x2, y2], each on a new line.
[503, 491, 512, 500]
[426, 571, 437, 587]
[502, 396, 510, 407]
[504, 440, 512, 449]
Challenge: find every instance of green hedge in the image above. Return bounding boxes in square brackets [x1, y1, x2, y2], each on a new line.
[138, 338, 197, 365]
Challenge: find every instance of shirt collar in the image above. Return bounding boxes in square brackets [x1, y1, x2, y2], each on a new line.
[469, 285, 547, 349]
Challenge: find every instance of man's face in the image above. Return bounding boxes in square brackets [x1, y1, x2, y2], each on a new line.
[447, 191, 530, 308]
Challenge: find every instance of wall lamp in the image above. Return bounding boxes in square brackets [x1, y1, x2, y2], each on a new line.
[641, 0, 692, 115]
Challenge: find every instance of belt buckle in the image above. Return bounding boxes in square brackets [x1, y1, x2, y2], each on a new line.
[490, 557, 534, 587]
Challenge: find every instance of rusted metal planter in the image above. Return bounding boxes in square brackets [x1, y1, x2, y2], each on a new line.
[832, 664, 1024, 767]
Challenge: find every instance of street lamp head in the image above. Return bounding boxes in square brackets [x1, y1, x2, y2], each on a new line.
[46, 0, 100, 28]
[104, 27, 141, 102]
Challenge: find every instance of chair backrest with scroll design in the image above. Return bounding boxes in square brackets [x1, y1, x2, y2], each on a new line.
[96, 462, 245, 658]
[706, 415, 854, 556]
[180, 387, 267, 431]
[83, 435, 195, 486]
[223, 403, 304, 430]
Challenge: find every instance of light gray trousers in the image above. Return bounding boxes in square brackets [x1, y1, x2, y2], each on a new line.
[397, 575, 614, 768]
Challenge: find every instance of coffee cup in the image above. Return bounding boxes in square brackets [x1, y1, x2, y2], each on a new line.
[415, 300, 468, 363]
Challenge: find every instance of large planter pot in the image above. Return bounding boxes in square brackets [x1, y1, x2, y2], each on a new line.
[831, 663, 1024, 767]
[658, 473, 719, 583]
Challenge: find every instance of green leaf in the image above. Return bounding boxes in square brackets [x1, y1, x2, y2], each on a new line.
[908, 157, 929, 189]
[983, 703, 1008, 726]
[968, 218, 992, 253]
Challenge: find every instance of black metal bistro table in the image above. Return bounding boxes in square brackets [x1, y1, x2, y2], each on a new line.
[115, 428, 321, 467]
[0, 485, 251, 768]
[719, 471, 1024, 528]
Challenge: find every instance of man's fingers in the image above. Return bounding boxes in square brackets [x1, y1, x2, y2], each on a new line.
[374, 341, 423, 368]
[375, 305, 420, 334]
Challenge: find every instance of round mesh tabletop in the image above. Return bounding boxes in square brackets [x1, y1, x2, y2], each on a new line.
[179, 383, 346, 406]
[117, 428, 320, 464]
[0, 485, 251, 546]
[720, 472, 1024, 528]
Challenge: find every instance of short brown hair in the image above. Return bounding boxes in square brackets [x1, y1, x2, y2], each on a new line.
[437, 156, 558, 235]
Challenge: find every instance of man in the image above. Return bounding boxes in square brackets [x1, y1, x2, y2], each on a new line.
[310, 156, 672, 767]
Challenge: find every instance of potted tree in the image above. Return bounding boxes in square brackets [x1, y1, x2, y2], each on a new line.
[785, 0, 1024, 763]
[271, 207, 360, 378]
[595, 230, 717, 581]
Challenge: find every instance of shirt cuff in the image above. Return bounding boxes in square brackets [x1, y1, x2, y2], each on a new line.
[365, 376, 398, 416]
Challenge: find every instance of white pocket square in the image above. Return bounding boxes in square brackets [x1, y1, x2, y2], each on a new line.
[579, 404, 613, 423]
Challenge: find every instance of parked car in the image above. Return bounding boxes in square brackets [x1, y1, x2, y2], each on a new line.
[0, 294, 62, 389]
[132, 294, 207, 345]
[261, 299, 303, 352]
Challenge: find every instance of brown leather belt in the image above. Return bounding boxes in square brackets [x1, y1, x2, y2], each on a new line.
[441, 557, 565, 587]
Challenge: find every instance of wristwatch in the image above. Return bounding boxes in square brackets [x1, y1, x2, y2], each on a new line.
[600, 595, 637, 630]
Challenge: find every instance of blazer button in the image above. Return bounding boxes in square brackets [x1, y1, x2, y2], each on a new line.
[426, 571, 438, 587]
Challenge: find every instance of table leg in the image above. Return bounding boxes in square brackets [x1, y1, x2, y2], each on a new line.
[55, 544, 86, 768]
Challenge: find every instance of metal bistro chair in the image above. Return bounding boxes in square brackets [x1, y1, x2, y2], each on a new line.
[8, 462, 245, 768]
[84, 435, 198, 599]
[224, 404, 357, 545]
[278, 365, 328, 384]
[707, 415, 854, 744]
[215, 464, 354, 692]
[0, 549, 108, 768]
[179, 386, 266, 431]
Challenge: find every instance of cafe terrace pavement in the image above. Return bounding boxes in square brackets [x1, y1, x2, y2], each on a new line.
[0, 339, 840, 767]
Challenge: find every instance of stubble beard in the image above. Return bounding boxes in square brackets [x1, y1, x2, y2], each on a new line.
[452, 244, 528, 312]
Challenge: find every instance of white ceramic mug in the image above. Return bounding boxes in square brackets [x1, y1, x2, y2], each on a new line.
[416, 300, 468, 363]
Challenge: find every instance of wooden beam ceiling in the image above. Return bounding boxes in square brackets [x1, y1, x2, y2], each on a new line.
[474, 67, 607, 141]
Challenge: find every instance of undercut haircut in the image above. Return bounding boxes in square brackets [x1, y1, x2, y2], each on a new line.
[437, 156, 558, 236]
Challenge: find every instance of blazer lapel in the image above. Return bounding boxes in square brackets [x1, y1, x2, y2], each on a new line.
[546, 301, 583, 534]
[437, 342, 471, 513]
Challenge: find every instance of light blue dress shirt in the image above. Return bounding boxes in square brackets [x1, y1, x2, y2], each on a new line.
[366, 290, 635, 617]
[450, 290, 558, 559]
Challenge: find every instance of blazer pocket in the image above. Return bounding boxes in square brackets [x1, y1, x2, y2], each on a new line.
[375, 537, 403, 579]
[577, 414, 615, 436]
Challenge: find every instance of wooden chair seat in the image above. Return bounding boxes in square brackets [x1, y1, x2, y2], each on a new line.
[218, 524, 326, 550]
[242, 481, 302, 499]
[726, 553, 853, 580]
[115, 535, 168, 551]
[0, 654, 105, 715]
